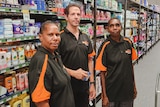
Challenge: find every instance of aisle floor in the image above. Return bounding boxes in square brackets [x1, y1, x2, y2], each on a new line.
[96, 41, 160, 107]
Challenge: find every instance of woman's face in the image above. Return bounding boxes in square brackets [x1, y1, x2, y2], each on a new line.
[39, 23, 61, 53]
[107, 19, 122, 37]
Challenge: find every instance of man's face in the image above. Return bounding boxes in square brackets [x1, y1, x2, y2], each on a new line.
[39, 24, 61, 53]
[107, 19, 122, 36]
[65, 6, 81, 27]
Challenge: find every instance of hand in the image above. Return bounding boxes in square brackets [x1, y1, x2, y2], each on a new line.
[102, 96, 109, 107]
[89, 84, 96, 100]
[73, 68, 88, 80]
[134, 86, 137, 99]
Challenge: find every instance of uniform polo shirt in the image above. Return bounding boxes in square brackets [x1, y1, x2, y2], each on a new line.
[29, 46, 75, 107]
[95, 36, 137, 101]
[58, 28, 95, 92]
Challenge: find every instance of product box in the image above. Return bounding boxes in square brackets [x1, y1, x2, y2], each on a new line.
[12, 20, 24, 37]
[0, 51, 7, 70]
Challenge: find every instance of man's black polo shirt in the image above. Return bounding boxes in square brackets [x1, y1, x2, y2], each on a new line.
[28, 46, 75, 107]
[58, 28, 95, 92]
[95, 36, 137, 101]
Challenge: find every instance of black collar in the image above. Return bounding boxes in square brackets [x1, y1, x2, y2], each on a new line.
[108, 35, 124, 46]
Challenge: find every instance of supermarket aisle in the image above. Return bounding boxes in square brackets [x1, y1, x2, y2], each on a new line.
[96, 41, 160, 107]
[133, 41, 160, 107]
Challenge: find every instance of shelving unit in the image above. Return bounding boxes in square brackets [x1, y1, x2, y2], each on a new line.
[0, 3, 60, 106]
[123, 0, 160, 60]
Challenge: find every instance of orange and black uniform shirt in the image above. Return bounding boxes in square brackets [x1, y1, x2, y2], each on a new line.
[28, 46, 75, 107]
[58, 28, 95, 92]
[95, 36, 137, 102]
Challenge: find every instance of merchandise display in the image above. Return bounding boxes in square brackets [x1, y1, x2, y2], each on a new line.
[0, 0, 159, 106]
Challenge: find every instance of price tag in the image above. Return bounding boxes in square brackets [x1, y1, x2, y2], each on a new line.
[6, 97, 11, 101]
[1, 69, 6, 74]
[30, 11, 35, 14]
[12, 95, 18, 98]
[22, 90, 27, 94]
[7, 39, 12, 42]
[14, 66, 19, 69]
[0, 101, 3, 105]
[16, 38, 21, 41]
[49, 12, 53, 15]
[22, 64, 26, 67]
[38, 11, 43, 14]
[11, 9, 16, 12]
[0, 8, 5, 12]
[29, 37, 32, 39]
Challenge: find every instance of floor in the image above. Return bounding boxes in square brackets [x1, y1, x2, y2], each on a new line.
[96, 41, 160, 107]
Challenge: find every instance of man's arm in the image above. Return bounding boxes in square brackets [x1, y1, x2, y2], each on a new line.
[65, 67, 88, 80]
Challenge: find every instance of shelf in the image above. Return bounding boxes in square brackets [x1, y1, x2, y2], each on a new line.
[125, 26, 138, 29]
[0, 7, 56, 16]
[0, 36, 38, 43]
[0, 88, 29, 105]
[29, 10, 56, 15]
[0, 62, 29, 74]
[0, 7, 21, 13]
[97, 6, 122, 13]
[58, 16, 93, 21]
[97, 20, 108, 24]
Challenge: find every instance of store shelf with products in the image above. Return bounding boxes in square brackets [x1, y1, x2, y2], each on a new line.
[0, 62, 29, 74]
[0, 1, 58, 106]
[123, 0, 160, 61]
[0, 88, 28, 105]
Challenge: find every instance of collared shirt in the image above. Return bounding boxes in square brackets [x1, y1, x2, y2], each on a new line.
[95, 36, 137, 101]
[29, 46, 75, 107]
[58, 28, 95, 92]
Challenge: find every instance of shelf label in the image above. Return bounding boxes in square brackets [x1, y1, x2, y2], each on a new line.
[29, 37, 32, 39]
[38, 11, 43, 14]
[12, 95, 18, 98]
[30, 11, 35, 14]
[0, 101, 3, 105]
[22, 64, 26, 67]
[16, 38, 21, 41]
[0, 8, 5, 12]
[6, 97, 11, 101]
[11, 9, 16, 12]
[7, 38, 12, 42]
[49, 12, 53, 15]
[1, 69, 6, 74]
[22, 90, 27, 94]
[14, 66, 19, 69]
